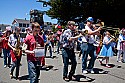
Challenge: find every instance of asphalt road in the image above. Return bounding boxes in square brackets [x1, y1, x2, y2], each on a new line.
[0, 49, 125, 83]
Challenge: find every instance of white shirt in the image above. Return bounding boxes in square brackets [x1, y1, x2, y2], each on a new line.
[117, 34, 124, 50]
[8, 34, 23, 47]
[85, 25, 95, 44]
[81, 36, 87, 43]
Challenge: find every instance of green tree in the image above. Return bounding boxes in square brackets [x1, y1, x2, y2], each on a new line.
[46, 0, 125, 27]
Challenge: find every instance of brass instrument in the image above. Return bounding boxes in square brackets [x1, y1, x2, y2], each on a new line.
[110, 35, 116, 42]
[77, 29, 88, 36]
[99, 35, 103, 47]
[97, 19, 103, 47]
[96, 19, 104, 27]
[15, 36, 21, 57]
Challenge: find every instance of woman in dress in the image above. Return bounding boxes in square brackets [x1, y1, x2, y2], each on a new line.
[99, 31, 114, 68]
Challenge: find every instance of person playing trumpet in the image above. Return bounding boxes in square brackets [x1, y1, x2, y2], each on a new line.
[99, 31, 114, 68]
[82, 17, 102, 74]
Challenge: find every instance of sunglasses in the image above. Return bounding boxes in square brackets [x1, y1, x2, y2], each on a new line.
[34, 30, 40, 32]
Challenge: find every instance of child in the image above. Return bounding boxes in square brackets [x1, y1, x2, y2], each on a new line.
[99, 31, 114, 68]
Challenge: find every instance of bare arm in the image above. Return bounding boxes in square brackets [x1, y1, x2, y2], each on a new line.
[106, 38, 113, 45]
[69, 33, 82, 41]
[22, 43, 34, 54]
[8, 42, 15, 51]
[88, 27, 101, 35]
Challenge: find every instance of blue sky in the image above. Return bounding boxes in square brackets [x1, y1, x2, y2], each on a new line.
[0, 0, 58, 25]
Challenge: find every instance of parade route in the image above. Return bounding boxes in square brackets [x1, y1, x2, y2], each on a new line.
[0, 50, 125, 83]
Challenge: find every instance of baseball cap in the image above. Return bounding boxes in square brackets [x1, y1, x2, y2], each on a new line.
[67, 21, 75, 25]
[87, 17, 94, 22]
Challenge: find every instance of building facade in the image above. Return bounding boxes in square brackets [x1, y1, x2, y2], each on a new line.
[0, 24, 10, 32]
[12, 18, 31, 32]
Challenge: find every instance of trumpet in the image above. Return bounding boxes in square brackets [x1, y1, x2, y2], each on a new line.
[79, 29, 88, 36]
[110, 35, 116, 41]
[110, 35, 115, 39]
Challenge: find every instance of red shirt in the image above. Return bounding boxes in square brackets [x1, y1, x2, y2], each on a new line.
[24, 34, 44, 61]
[2, 36, 10, 49]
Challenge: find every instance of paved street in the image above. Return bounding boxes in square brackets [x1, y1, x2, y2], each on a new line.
[0, 48, 125, 83]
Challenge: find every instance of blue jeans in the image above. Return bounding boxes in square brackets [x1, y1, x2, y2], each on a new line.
[62, 48, 77, 77]
[28, 61, 41, 83]
[3, 48, 11, 66]
[45, 43, 52, 57]
[81, 43, 96, 71]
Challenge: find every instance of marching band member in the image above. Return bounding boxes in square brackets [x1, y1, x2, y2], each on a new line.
[44, 32, 53, 58]
[82, 17, 102, 74]
[23, 22, 44, 83]
[0, 31, 3, 58]
[99, 31, 114, 68]
[8, 27, 23, 80]
[60, 21, 82, 81]
[117, 29, 125, 63]
[2, 29, 11, 68]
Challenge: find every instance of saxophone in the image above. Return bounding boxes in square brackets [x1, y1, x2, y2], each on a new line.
[15, 36, 21, 57]
[97, 19, 104, 47]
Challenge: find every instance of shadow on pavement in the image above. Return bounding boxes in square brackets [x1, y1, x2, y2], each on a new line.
[93, 68, 109, 74]
[74, 74, 95, 82]
[100, 64, 115, 68]
[40, 65, 54, 71]
[19, 75, 30, 80]
[45, 56, 58, 59]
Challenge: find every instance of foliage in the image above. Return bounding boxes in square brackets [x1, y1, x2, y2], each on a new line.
[46, 0, 125, 27]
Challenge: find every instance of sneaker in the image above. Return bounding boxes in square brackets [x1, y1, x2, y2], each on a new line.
[122, 59, 125, 63]
[82, 70, 88, 74]
[4, 65, 7, 68]
[117, 60, 121, 63]
[88, 69, 95, 74]
[7, 65, 11, 68]
[90, 70, 95, 74]
[106, 64, 111, 68]
[63, 77, 69, 81]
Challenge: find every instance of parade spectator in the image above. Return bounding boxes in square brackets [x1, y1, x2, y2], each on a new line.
[99, 31, 114, 68]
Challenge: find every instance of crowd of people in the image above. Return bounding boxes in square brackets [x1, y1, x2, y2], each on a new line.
[0, 17, 125, 83]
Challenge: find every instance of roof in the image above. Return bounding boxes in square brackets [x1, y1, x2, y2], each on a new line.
[12, 18, 30, 24]
[0, 24, 10, 27]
